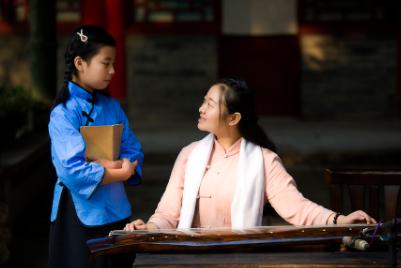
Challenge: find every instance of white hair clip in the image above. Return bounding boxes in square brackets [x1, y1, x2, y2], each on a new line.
[77, 29, 88, 43]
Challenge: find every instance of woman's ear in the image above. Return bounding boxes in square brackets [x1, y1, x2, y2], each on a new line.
[74, 56, 85, 72]
[228, 112, 241, 127]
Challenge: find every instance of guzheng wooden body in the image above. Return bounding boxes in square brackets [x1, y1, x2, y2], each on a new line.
[87, 223, 399, 257]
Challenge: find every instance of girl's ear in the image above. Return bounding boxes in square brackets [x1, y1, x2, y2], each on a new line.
[74, 56, 85, 72]
[228, 112, 241, 127]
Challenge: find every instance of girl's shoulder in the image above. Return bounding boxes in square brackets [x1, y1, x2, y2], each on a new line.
[52, 94, 81, 112]
[96, 93, 122, 109]
[49, 101, 80, 125]
[50, 100, 73, 117]
[96, 91, 114, 102]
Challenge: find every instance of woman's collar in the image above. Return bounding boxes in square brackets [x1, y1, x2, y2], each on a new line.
[214, 136, 242, 157]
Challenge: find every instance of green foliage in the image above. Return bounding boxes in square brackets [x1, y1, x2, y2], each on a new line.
[0, 85, 33, 119]
[0, 85, 33, 145]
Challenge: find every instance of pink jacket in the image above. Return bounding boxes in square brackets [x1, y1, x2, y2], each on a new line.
[148, 138, 334, 229]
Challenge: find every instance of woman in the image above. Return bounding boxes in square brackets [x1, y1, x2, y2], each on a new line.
[125, 78, 375, 231]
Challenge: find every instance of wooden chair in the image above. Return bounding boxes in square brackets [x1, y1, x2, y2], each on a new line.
[325, 169, 401, 221]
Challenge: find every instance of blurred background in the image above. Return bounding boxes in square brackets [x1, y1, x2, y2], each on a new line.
[0, 0, 400, 267]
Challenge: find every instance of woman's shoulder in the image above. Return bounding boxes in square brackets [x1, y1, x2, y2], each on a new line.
[176, 137, 213, 162]
[260, 146, 280, 162]
[179, 140, 200, 156]
[168, 141, 198, 168]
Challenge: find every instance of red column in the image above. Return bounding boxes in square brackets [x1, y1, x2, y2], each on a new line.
[81, 0, 106, 26]
[105, 0, 127, 99]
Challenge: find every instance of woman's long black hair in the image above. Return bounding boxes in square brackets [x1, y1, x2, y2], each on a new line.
[216, 78, 277, 152]
[51, 25, 116, 110]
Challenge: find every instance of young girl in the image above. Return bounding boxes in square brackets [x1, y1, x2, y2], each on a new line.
[48, 25, 143, 268]
[125, 78, 375, 231]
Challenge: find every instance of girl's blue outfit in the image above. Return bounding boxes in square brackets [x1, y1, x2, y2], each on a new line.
[48, 82, 143, 268]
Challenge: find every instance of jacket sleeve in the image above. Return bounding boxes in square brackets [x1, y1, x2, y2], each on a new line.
[263, 150, 334, 225]
[147, 143, 195, 229]
[118, 105, 144, 185]
[49, 108, 105, 199]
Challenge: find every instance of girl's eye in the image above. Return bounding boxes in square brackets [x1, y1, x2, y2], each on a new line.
[102, 62, 110, 66]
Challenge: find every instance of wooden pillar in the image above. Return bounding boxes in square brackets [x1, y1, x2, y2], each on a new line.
[30, 0, 57, 102]
[81, 0, 106, 26]
[105, 0, 127, 99]
[398, 3, 401, 99]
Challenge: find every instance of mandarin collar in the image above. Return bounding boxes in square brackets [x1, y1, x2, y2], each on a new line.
[214, 137, 242, 157]
[68, 81, 96, 102]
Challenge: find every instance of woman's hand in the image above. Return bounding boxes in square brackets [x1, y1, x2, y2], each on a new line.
[336, 210, 377, 225]
[124, 219, 159, 231]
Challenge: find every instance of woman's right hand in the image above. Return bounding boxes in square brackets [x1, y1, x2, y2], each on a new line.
[124, 219, 159, 231]
[337, 210, 377, 225]
[124, 219, 146, 231]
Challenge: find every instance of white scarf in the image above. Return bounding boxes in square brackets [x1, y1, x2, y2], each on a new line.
[178, 134, 265, 230]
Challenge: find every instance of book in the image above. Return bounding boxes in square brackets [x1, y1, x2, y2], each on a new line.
[80, 124, 123, 161]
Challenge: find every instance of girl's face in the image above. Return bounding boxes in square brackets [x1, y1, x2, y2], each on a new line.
[198, 85, 227, 134]
[76, 45, 116, 91]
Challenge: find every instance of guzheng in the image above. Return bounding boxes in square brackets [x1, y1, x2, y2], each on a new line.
[86, 223, 399, 257]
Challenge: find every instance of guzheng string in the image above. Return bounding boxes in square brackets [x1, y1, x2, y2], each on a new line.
[370, 220, 383, 244]
[108, 223, 376, 237]
[368, 218, 401, 245]
[88, 223, 392, 258]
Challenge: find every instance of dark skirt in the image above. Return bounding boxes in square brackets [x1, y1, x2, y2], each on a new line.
[48, 189, 135, 268]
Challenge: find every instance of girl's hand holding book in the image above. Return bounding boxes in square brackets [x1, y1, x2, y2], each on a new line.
[94, 159, 123, 169]
[101, 159, 138, 184]
[121, 158, 138, 180]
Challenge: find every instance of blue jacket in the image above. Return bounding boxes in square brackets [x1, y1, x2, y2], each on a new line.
[49, 82, 144, 226]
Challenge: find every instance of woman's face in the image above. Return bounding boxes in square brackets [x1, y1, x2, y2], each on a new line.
[198, 85, 225, 134]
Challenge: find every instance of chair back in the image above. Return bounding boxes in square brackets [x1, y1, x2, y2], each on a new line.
[325, 169, 401, 221]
